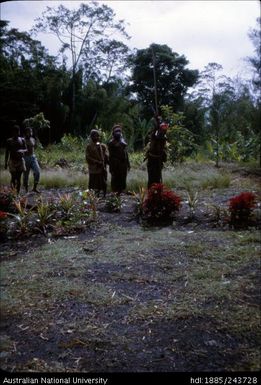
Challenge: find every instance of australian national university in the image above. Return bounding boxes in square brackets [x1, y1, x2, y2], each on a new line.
[2, 377, 108, 385]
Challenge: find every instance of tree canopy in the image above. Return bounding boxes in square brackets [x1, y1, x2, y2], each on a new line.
[128, 43, 199, 118]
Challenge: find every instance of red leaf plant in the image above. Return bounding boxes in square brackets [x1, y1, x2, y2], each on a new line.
[142, 183, 181, 224]
[0, 210, 8, 240]
[0, 210, 8, 220]
[228, 192, 257, 228]
[0, 186, 16, 212]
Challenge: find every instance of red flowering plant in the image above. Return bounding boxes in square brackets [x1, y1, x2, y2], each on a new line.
[228, 192, 257, 229]
[0, 186, 17, 213]
[0, 210, 9, 239]
[141, 183, 181, 225]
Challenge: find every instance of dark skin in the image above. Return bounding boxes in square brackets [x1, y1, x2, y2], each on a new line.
[23, 127, 40, 193]
[5, 126, 27, 194]
[108, 127, 130, 195]
[86, 131, 108, 197]
[145, 117, 167, 188]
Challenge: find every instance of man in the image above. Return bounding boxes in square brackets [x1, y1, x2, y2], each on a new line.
[85, 129, 109, 197]
[144, 115, 168, 188]
[108, 124, 130, 195]
[23, 127, 41, 193]
[5, 125, 27, 194]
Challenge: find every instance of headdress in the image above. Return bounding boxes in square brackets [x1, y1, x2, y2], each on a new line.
[112, 124, 122, 133]
[90, 129, 100, 138]
[160, 122, 169, 132]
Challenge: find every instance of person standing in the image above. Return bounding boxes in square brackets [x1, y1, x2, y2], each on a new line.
[85, 129, 109, 197]
[108, 124, 130, 195]
[144, 115, 168, 188]
[5, 125, 27, 194]
[23, 127, 41, 193]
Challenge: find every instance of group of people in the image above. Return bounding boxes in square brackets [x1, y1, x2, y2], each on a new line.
[85, 117, 168, 196]
[86, 124, 131, 197]
[4, 115, 168, 196]
[5, 125, 40, 194]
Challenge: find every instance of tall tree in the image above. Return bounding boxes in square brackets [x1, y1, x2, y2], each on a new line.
[247, 17, 261, 166]
[190, 63, 232, 166]
[247, 17, 261, 104]
[128, 43, 198, 118]
[0, 20, 70, 145]
[0, 22, 54, 142]
[31, 2, 130, 133]
[190, 63, 260, 164]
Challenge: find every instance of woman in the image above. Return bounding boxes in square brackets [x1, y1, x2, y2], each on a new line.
[108, 124, 130, 195]
[85, 129, 109, 197]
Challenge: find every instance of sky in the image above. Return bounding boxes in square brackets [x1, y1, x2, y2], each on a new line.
[1, 0, 260, 78]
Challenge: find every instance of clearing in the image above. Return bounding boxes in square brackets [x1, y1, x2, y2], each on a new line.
[0, 163, 260, 373]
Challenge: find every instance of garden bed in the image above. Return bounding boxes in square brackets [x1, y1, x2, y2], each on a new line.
[0, 164, 260, 373]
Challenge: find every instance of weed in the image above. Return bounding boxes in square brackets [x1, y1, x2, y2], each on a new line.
[11, 196, 33, 234]
[206, 203, 229, 227]
[201, 173, 231, 190]
[35, 197, 55, 234]
[105, 193, 122, 213]
[80, 189, 98, 218]
[40, 170, 87, 189]
[184, 183, 199, 217]
[58, 193, 75, 216]
[132, 186, 147, 218]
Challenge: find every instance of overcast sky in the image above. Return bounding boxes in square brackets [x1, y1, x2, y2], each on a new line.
[1, 0, 260, 78]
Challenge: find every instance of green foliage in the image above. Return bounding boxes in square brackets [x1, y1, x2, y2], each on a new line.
[79, 189, 98, 220]
[161, 105, 197, 163]
[36, 134, 86, 170]
[206, 203, 229, 228]
[203, 129, 260, 163]
[58, 193, 75, 216]
[39, 170, 87, 189]
[200, 173, 231, 190]
[10, 196, 33, 234]
[247, 17, 261, 103]
[184, 186, 199, 218]
[32, 2, 130, 83]
[58, 134, 85, 151]
[23, 112, 50, 142]
[0, 21, 69, 145]
[129, 152, 144, 168]
[128, 43, 198, 117]
[189, 62, 260, 166]
[0, 188, 98, 238]
[105, 193, 122, 213]
[35, 197, 55, 234]
[132, 186, 147, 218]
[32, 2, 130, 135]
[53, 190, 97, 230]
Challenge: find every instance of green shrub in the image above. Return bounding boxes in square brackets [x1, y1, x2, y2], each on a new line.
[201, 173, 231, 189]
[104, 193, 122, 213]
